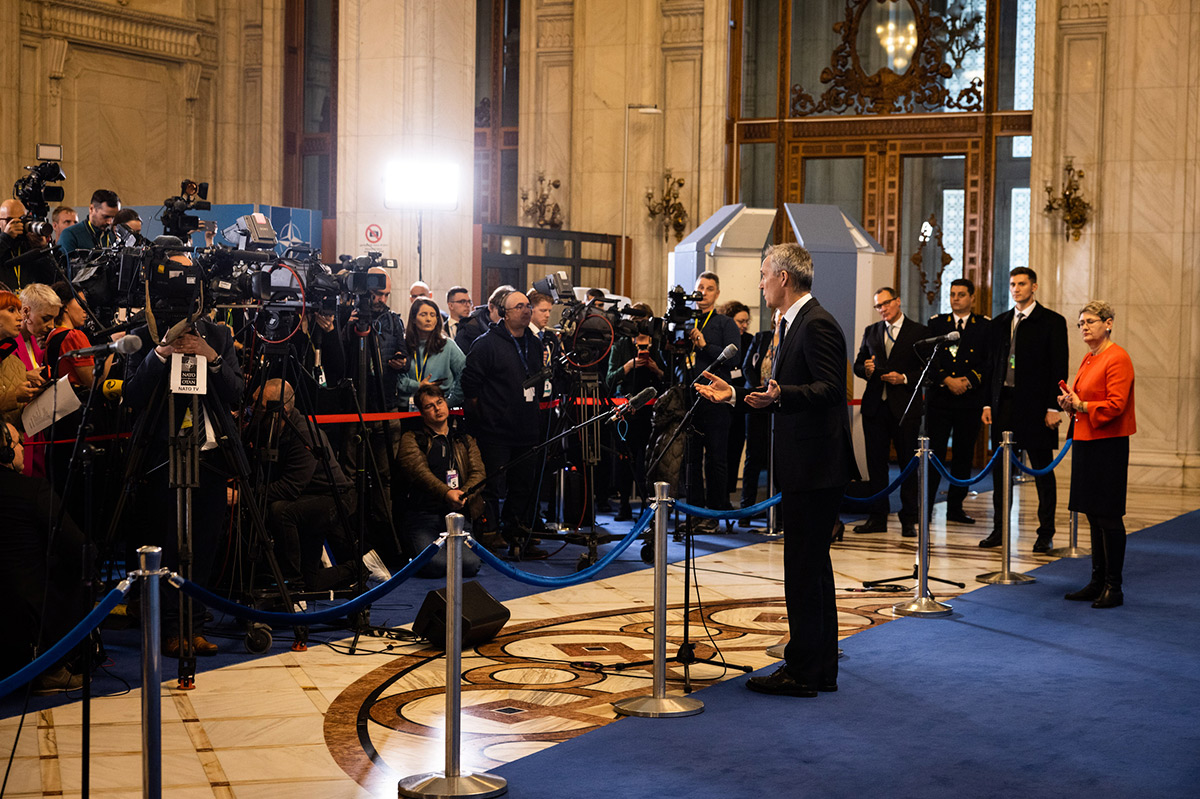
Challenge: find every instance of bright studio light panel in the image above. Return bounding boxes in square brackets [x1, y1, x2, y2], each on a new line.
[383, 159, 461, 211]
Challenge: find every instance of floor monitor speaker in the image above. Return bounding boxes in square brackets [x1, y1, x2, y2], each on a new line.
[412, 581, 510, 649]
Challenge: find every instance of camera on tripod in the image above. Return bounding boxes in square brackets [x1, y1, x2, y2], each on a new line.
[13, 148, 66, 224]
[161, 179, 211, 239]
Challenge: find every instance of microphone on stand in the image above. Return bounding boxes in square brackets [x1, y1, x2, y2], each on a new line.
[610, 386, 657, 422]
[913, 330, 961, 348]
[62, 334, 144, 359]
[693, 343, 740, 384]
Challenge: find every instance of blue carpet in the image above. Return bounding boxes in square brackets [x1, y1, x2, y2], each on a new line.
[491, 510, 1200, 799]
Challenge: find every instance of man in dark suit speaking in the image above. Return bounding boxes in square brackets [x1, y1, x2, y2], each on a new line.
[979, 266, 1068, 552]
[697, 243, 854, 698]
[852, 287, 929, 537]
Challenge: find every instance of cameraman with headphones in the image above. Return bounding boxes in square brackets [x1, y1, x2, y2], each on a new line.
[461, 288, 547, 559]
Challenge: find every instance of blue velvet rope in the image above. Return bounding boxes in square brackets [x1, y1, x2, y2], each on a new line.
[841, 457, 920, 506]
[171, 542, 441, 626]
[673, 493, 781, 519]
[0, 583, 130, 699]
[473, 506, 654, 587]
[929, 446, 1004, 487]
[1010, 439, 1073, 476]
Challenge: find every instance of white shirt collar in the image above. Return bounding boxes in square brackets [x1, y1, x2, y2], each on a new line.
[1014, 300, 1038, 319]
[952, 311, 970, 323]
[780, 293, 814, 330]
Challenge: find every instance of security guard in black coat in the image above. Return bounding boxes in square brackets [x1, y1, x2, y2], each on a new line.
[926, 278, 988, 524]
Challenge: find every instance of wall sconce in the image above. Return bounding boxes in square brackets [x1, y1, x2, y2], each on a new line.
[1044, 157, 1092, 241]
[520, 172, 564, 229]
[645, 170, 689, 242]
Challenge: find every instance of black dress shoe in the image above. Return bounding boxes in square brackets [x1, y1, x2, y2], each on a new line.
[1064, 582, 1103, 601]
[1091, 586, 1123, 608]
[746, 665, 818, 698]
[1032, 534, 1054, 553]
[901, 523, 917, 538]
[613, 504, 633, 522]
[945, 509, 976, 524]
[978, 532, 1002, 548]
[853, 519, 887, 534]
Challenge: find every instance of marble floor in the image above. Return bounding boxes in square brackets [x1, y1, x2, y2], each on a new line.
[2, 480, 1196, 798]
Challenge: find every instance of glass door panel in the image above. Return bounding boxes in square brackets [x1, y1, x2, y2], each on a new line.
[899, 154, 967, 323]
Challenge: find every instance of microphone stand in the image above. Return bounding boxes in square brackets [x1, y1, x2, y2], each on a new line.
[862, 341, 965, 592]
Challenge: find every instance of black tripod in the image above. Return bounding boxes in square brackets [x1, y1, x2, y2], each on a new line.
[105, 341, 305, 687]
[862, 340, 966, 592]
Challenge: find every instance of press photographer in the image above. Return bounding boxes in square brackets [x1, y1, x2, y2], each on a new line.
[123, 249, 243, 658]
[682, 271, 740, 529]
[0, 198, 53, 289]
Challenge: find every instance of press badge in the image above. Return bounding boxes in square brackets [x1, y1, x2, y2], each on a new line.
[170, 353, 206, 394]
[524, 385, 536, 403]
[730, 368, 743, 380]
[446, 469, 459, 489]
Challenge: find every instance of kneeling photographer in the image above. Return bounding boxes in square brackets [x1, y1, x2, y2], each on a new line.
[250, 379, 389, 592]
[397, 383, 489, 578]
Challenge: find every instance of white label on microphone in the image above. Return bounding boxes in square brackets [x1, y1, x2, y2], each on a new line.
[524, 385, 536, 403]
[170, 353, 207, 395]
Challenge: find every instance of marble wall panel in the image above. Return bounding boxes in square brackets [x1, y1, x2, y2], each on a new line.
[64, 48, 183, 204]
[1123, 231, 1183, 306]
[1131, 88, 1184, 163]
[1128, 160, 1183, 235]
[1121, 303, 1181, 380]
[1131, 9, 1182, 90]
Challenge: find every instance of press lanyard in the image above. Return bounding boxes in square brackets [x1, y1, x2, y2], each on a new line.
[700, 308, 714, 330]
[17, 332, 40, 370]
[511, 333, 531, 375]
[414, 344, 432, 381]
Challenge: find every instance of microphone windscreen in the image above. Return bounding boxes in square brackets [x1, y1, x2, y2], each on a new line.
[946, 330, 961, 342]
[115, 334, 144, 355]
[720, 343, 739, 361]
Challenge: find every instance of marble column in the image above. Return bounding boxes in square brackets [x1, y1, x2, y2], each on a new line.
[337, 0, 476, 305]
[1032, 0, 1200, 487]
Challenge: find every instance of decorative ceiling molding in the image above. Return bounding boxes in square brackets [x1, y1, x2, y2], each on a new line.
[662, 0, 704, 47]
[20, 0, 214, 65]
[1059, 2, 1108, 21]
[536, 13, 572, 50]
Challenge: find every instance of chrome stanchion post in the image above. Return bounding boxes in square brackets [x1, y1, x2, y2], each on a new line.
[399, 514, 507, 799]
[1049, 510, 1090, 558]
[895, 437, 952, 617]
[614, 482, 704, 718]
[137, 545, 163, 799]
[977, 431, 1035, 585]
[765, 417, 781, 535]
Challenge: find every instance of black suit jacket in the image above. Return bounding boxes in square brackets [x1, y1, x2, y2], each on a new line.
[123, 319, 244, 444]
[852, 316, 929, 419]
[927, 312, 989, 409]
[983, 302, 1069, 449]
[742, 329, 773, 389]
[737, 297, 854, 492]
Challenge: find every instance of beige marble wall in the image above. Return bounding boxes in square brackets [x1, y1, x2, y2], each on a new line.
[1032, 0, 1200, 488]
[524, 0, 726, 306]
[0, 0, 280, 208]
[336, 0, 476, 306]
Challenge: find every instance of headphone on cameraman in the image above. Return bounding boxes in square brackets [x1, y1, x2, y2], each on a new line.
[494, 289, 514, 320]
[0, 421, 15, 467]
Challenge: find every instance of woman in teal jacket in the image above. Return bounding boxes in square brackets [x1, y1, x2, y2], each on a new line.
[398, 299, 466, 408]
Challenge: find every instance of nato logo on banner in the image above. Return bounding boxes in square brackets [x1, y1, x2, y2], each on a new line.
[266, 206, 322, 257]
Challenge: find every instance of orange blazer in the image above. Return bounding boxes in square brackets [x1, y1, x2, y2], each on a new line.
[1070, 343, 1136, 440]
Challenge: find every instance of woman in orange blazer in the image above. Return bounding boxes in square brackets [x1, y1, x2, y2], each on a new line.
[1057, 301, 1136, 609]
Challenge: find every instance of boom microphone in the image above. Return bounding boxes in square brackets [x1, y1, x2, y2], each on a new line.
[693, 342, 740, 384]
[913, 330, 961, 348]
[612, 386, 657, 421]
[62, 334, 144, 359]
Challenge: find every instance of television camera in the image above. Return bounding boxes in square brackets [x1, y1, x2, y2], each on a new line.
[13, 158, 67, 236]
[161, 179, 211, 239]
[531, 270, 658, 369]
